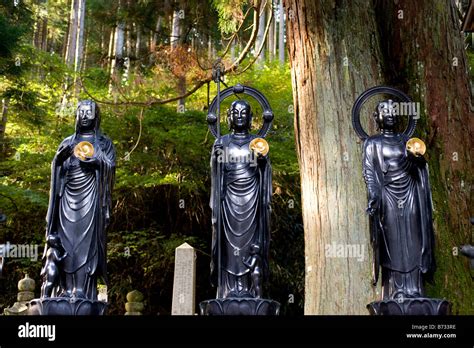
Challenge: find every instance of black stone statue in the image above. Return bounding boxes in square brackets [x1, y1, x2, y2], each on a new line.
[29, 100, 115, 315]
[209, 99, 272, 299]
[363, 100, 435, 297]
[200, 81, 279, 315]
[352, 86, 450, 315]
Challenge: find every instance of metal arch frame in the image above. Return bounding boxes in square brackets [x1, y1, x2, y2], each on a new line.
[351, 86, 418, 140]
[207, 84, 274, 138]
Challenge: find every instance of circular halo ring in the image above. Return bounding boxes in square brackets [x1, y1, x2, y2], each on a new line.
[207, 84, 274, 138]
[351, 86, 417, 140]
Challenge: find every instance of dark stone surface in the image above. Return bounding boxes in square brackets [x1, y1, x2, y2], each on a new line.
[28, 297, 107, 316]
[367, 298, 451, 315]
[200, 298, 280, 316]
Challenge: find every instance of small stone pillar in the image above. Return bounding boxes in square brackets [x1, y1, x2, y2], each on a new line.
[125, 290, 144, 315]
[4, 274, 35, 315]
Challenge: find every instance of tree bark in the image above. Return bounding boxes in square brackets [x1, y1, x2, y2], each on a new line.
[126, 24, 132, 58]
[285, 0, 383, 314]
[109, 0, 125, 95]
[73, 0, 86, 96]
[134, 23, 141, 60]
[62, 0, 72, 58]
[65, 0, 79, 66]
[40, 17, 48, 51]
[114, 22, 125, 62]
[255, 1, 266, 63]
[106, 28, 115, 71]
[278, 0, 285, 64]
[230, 37, 236, 62]
[170, 9, 181, 49]
[267, 0, 275, 61]
[208, 34, 212, 61]
[171, 8, 185, 111]
[150, 16, 162, 54]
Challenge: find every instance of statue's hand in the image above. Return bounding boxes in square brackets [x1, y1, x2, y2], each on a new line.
[366, 196, 379, 216]
[56, 144, 74, 164]
[80, 156, 100, 168]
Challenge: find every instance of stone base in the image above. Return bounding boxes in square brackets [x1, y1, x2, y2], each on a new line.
[367, 298, 451, 315]
[4, 302, 29, 315]
[28, 297, 107, 315]
[199, 298, 280, 315]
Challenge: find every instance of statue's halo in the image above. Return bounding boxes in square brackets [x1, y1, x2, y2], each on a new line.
[351, 86, 418, 140]
[207, 84, 274, 139]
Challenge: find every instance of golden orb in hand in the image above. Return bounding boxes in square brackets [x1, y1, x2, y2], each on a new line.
[406, 137, 426, 157]
[249, 137, 269, 156]
[74, 141, 95, 160]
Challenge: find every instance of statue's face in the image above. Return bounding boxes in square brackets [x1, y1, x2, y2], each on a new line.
[77, 103, 95, 130]
[229, 101, 251, 131]
[376, 101, 397, 129]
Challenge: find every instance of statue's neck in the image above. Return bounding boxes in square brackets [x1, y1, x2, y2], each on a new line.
[232, 129, 250, 138]
[77, 130, 95, 139]
[381, 128, 395, 136]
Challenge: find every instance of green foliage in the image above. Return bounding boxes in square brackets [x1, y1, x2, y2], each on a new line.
[212, 0, 249, 35]
[0, 2, 33, 77]
[467, 49, 474, 82]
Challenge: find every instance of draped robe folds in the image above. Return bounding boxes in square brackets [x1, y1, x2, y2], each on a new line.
[45, 131, 115, 298]
[210, 134, 272, 298]
[362, 134, 435, 291]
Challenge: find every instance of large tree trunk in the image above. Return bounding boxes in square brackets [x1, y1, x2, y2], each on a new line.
[375, 0, 474, 314]
[286, 0, 474, 314]
[286, 0, 382, 314]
